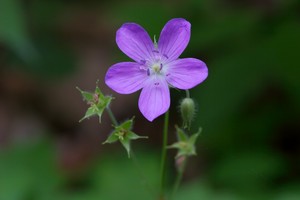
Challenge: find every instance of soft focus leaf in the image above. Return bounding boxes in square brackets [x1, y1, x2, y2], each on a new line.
[0, 0, 36, 62]
[210, 151, 286, 192]
[0, 140, 61, 200]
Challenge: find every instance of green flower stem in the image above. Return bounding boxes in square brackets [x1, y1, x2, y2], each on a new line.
[171, 158, 187, 199]
[106, 106, 154, 196]
[106, 106, 155, 197]
[185, 89, 190, 98]
[159, 110, 169, 199]
[106, 106, 118, 126]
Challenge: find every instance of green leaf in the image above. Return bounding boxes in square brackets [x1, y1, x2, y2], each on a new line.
[0, 0, 36, 62]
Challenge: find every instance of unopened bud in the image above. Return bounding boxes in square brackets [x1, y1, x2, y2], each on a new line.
[180, 98, 195, 129]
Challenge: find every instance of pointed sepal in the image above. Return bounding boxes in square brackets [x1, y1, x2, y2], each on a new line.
[77, 84, 112, 123]
[153, 35, 158, 49]
[103, 118, 148, 158]
[168, 126, 202, 158]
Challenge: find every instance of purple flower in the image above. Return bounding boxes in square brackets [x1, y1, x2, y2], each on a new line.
[105, 18, 208, 121]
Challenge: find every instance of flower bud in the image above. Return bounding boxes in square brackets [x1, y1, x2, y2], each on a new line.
[180, 97, 195, 129]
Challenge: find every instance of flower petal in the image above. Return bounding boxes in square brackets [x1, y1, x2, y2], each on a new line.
[166, 58, 208, 89]
[116, 23, 155, 62]
[105, 62, 148, 94]
[138, 77, 170, 121]
[158, 18, 191, 61]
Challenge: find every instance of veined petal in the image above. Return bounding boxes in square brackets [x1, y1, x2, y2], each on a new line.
[158, 18, 191, 62]
[138, 77, 170, 121]
[166, 58, 208, 89]
[116, 23, 155, 62]
[105, 62, 148, 94]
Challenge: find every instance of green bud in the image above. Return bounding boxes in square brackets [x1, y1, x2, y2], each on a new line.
[180, 98, 195, 129]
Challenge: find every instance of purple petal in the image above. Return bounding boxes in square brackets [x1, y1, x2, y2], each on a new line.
[166, 58, 208, 89]
[138, 78, 170, 121]
[116, 23, 155, 62]
[158, 18, 191, 62]
[105, 62, 148, 94]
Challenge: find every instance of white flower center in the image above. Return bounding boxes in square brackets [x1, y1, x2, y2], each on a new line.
[152, 63, 162, 74]
[139, 50, 170, 77]
[146, 61, 167, 77]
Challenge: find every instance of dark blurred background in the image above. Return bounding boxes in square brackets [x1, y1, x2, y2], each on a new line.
[0, 0, 300, 199]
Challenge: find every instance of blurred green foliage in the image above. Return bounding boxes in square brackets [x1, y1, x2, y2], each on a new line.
[0, 0, 300, 199]
[0, 0, 75, 78]
[0, 0, 35, 61]
[0, 140, 159, 200]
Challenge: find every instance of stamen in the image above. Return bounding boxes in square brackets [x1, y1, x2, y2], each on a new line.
[154, 82, 159, 86]
[152, 49, 159, 53]
[140, 60, 146, 65]
[147, 69, 150, 76]
[160, 63, 163, 70]
[139, 60, 148, 70]
[163, 54, 169, 59]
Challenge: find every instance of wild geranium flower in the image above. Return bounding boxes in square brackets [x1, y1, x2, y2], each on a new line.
[105, 18, 208, 121]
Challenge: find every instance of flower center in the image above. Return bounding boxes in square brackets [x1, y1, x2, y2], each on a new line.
[152, 64, 161, 73]
[139, 54, 168, 76]
[146, 62, 163, 76]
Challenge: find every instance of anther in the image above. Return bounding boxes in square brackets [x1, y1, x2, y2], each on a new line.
[147, 69, 150, 76]
[160, 63, 163, 70]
